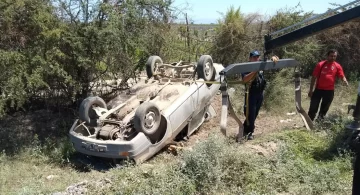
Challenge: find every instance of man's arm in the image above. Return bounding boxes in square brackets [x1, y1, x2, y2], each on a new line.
[242, 55, 278, 83]
[308, 62, 321, 97]
[337, 64, 349, 86]
[342, 76, 349, 86]
[242, 72, 257, 83]
[309, 76, 316, 95]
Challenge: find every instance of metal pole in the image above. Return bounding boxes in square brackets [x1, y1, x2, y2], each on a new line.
[294, 71, 314, 130]
[346, 82, 360, 130]
[346, 82, 360, 194]
[353, 142, 360, 195]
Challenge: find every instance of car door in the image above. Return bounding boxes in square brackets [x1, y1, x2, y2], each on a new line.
[193, 82, 211, 114]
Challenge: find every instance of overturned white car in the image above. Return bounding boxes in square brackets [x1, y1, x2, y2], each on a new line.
[69, 55, 224, 163]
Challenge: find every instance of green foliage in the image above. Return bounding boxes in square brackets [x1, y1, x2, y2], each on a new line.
[315, 19, 360, 79]
[0, 0, 176, 115]
[209, 6, 253, 66]
[1, 2, 360, 194]
[180, 135, 238, 192]
[0, 0, 358, 117]
[161, 21, 213, 63]
[282, 39, 323, 77]
[110, 163, 197, 194]
[269, 130, 353, 195]
[0, 0, 65, 116]
[263, 68, 295, 113]
[101, 127, 353, 195]
[0, 77, 357, 194]
[265, 6, 323, 79]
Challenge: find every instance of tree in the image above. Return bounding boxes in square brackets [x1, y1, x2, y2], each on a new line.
[209, 6, 255, 66]
[315, 2, 360, 80]
[266, 5, 322, 78]
[0, 0, 63, 115]
[0, 0, 177, 116]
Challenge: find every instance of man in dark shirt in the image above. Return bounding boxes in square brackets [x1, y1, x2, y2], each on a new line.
[241, 50, 267, 140]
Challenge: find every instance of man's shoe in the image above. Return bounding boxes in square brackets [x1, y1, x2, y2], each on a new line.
[247, 133, 254, 140]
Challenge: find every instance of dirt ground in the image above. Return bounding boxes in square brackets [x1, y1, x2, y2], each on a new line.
[182, 93, 305, 147]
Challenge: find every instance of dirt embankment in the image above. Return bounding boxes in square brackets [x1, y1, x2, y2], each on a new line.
[182, 93, 304, 148]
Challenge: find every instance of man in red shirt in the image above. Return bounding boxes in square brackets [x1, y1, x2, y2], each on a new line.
[307, 49, 349, 121]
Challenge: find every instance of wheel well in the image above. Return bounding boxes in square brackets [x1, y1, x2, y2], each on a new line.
[148, 115, 167, 144]
[174, 125, 189, 142]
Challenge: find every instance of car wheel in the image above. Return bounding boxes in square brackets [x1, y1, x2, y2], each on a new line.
[79, 96, 107, 126]
[133, 102, 161, 137]
[197, 55, 216, 86]
[146, 56, 163, 78]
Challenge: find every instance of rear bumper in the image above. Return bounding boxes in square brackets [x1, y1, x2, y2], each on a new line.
[69, 119, 152, 160]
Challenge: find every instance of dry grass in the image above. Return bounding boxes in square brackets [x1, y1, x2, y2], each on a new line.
[0, 73, 358, 194]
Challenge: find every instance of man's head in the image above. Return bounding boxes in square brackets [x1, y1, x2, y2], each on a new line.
[249, 50, 261, 62]
[327, 49, 338, 62]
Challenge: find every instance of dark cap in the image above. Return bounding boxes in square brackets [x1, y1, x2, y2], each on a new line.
[250, 50, 260, 57]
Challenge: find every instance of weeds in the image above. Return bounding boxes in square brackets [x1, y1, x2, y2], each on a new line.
[0, 122, 355, 195]
[83, 127, 353, 195]
[0, 76, 358, 194]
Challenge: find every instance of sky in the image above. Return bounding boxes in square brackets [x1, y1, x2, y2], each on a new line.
[172, 0, 352, 24]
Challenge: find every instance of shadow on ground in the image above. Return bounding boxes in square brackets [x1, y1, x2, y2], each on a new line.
[0, 109, 141, 172]
[312, 115, 357, 161]
[67, 152, 136, 172]
[0, 109, 75, 156]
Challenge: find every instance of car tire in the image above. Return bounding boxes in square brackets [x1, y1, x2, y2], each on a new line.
[133, 102, 162, 137]
[146, 56, 163, 78]
[197, 55, 216, 86]
[79, 96, 107, 126]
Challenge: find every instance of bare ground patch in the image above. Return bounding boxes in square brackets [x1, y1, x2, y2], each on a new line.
[181, 93, 306, 149]
[243, 141, 282, 157]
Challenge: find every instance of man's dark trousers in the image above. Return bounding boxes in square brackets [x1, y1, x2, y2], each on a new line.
[308, 88, 334, 121]
[243, 91, 264, 135]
